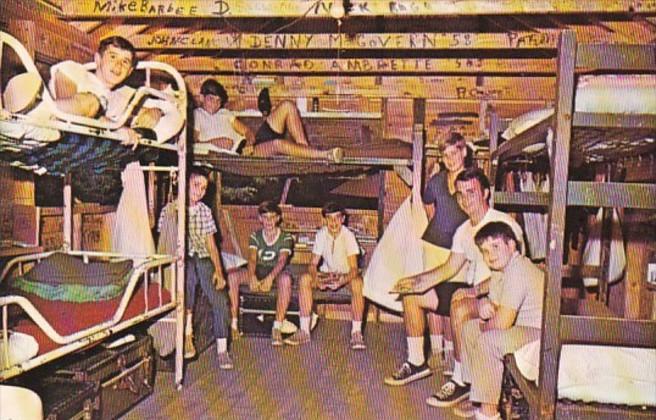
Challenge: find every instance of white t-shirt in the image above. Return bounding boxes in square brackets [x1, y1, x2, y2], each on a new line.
[312, 225, 360, 274]
[193, 107, 244, 152]
[451, 208, 524, 286]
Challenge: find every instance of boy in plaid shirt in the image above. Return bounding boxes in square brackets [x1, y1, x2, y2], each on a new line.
[158, 168, 232, 369]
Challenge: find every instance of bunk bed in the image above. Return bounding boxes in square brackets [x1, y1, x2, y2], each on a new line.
[0, 31, 188, 387]
[192, 102, 420, 178]
[489, 30, 656, 419]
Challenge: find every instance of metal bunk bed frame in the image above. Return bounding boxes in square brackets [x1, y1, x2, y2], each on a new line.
[0, 30, 188, 387]
[489, 30, 656, 419]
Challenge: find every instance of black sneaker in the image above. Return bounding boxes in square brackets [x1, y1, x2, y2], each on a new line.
[384, 361, 432, 386]
[426, 380, 471, 407]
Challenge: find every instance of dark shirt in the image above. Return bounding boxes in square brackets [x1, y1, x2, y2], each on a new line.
[421, 171, 468, 248]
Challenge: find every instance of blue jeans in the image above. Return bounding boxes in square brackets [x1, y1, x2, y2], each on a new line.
[186, 255, 230, 340]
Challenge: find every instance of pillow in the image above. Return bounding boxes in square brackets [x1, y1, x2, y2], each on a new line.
[501, 107, 554, 140]
[22, 252, 132, 287]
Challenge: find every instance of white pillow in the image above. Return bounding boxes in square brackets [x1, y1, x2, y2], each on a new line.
[501, 107, 554, 140]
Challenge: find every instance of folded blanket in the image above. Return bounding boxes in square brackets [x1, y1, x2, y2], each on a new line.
[10, 253, 133, 302]
[514, 341, 656, 406]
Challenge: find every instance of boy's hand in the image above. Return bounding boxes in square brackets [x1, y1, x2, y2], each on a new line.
[117, 126, 141, 151]
[452, 287, 477, 302]
[259, 277, 274, 293]
[392, 274, 432, 295]
[327, 275, 344, 291]
[213, 271, 226, 290]
[478, 298, 496, 320]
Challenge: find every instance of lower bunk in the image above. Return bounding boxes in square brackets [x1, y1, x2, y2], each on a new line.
[0, 250, 176, 382]
[501, 299, 656, 419]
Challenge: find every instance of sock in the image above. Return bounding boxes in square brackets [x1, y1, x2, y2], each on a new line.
[300, 317, 311, 333]
[452, 361, 465, 386]
[231, 318, 238, 330]
[407, 336, 425, 366]
[351, 321, 362, 334]
[444, 339, 454, 352]
[216, 338, 227, 353]
[430, 334, 443, 351]
[273, 320, 282, 330]
[185, 313, 193, 334]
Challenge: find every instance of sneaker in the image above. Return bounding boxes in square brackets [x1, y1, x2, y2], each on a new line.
[453, 400, 476, 418]
[271, 328, 284, 346]
[284, 330, 310, 346]
[426, 380, 470, 408]
[330, 147, 344, 163]
[183, 334, 196, 359]
[217, 351, 234, 370]
[231, 327, 241, 341]
[350, 331, 366, 350]
[384, 361, 431, 386]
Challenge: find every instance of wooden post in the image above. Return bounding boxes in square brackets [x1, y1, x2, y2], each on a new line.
[412, 98, 426, 205]
[536, 30, 576, 420]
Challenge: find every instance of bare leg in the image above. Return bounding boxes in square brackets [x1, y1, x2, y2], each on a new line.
[427, 312, 444, 336]
[299, 273, 314, 317]
[227, 269, 248, 320]
[276, 272, 292, 322]
[252, 139, 333, 160]
[450, 296, 479, 363]
[350, 275, 365, 322]
[266, 100, 309, 145]
[402, 291, 438, 337]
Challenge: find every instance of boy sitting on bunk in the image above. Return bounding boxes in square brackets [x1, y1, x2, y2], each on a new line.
[227, 201, 295, 346]
[49, 35, 183, 147]
[283, 202, 366, 350]
[193, 78, 343, 162]
[387, 168, 524, 390]
[159, 168, 233, 369]
[436, 222, 544, 419]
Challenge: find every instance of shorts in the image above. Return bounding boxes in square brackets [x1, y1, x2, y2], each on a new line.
[434, 282, 471, 316]
[255, 121, 284, 144]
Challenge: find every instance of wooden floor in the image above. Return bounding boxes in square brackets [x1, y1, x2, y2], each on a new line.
[123, 320, 463, 419]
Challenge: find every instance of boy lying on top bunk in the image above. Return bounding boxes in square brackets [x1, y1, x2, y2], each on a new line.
[0, 35, 184, 165]
[193, 79, 343, 163]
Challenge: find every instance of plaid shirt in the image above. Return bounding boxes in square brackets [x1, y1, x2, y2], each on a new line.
[158, 201, 217, 258]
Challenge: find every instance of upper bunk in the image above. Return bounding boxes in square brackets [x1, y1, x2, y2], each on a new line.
[192, 107, 418, 177]
[489, 35, 656, 211]
[0, 31, 188, 177]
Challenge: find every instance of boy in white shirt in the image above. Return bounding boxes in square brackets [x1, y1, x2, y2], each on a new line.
[284, 202, 366, 350]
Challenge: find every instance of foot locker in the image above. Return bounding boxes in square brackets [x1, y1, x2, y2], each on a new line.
[54, 333, 156, 419]
[238, 285, 299, 337]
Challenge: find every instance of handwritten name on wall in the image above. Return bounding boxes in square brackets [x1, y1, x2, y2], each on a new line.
[65, 1, 656, 17]
[136, 31, 559, 50]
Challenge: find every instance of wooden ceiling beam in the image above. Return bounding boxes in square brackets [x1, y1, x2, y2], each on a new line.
[132, 30, 561, 50]
[61, 1, 656, 19]
[153, 55, 556, 75]
[182, 74, 555, 100]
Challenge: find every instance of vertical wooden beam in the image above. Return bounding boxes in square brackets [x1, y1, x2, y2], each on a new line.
[377, 172, 386, 239]
[488, 110, 500, 195]
[412, 98, 426, 205]
[148, 163, 156, 228]
[536, 30, 576, 420]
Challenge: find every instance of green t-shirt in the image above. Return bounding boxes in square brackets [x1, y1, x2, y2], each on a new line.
[249, 229, 293, 279]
